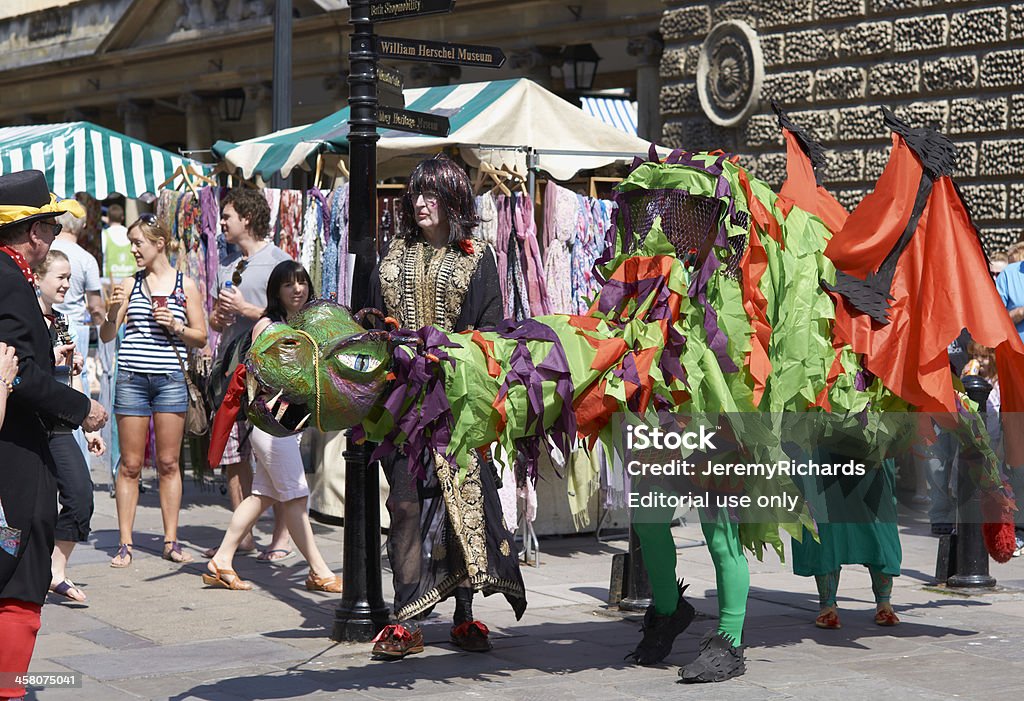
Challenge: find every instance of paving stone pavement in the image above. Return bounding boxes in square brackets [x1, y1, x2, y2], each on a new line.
[23, 463, 1024, 701]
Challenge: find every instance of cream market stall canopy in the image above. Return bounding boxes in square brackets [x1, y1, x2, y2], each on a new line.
[211, 78, 663, 182]
[0, 122, 201, 200]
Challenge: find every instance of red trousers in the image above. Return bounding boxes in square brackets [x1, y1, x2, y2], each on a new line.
[0, 599, 41, 699]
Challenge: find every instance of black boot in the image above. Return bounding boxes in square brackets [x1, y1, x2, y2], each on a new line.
[625, 580, 696, 666]
[678, 630, 745, 683]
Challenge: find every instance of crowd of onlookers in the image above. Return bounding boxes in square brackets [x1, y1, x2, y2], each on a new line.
[0, 174, 341, 700]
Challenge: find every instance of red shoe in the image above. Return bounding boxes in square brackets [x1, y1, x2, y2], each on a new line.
[371, 624, 424, 658]
[450, 620, 493, 652]
[874, 608, 900, 626]
[815, 609, 841, 629]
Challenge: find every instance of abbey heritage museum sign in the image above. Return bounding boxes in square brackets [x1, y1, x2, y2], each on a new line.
[376, 105, 450, 137]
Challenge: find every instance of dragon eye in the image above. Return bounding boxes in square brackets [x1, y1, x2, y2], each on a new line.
[335, 352, 381, 373]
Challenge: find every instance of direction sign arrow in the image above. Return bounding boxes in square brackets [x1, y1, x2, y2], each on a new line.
[377, 106, 450, 137]
[370, 0, 455, 22]
[376, 65, 405, 108]
[376, 36, 506, 69]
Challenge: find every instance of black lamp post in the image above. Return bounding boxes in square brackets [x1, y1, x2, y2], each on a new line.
[561, 43, 602, 92]
[332, 0, 391, 643]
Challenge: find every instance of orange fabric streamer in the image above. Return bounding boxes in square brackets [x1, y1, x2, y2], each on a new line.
[736, 169, 777, 407]
[778, 129, 849, 233]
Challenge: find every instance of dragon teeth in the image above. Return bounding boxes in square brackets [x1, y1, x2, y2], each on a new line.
[295, 413, 311, 431]
[267, 389, 284, 409]
[275, 399, 291, 421]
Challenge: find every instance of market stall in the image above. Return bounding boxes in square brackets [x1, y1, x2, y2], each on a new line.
[211, 78, 662, 183]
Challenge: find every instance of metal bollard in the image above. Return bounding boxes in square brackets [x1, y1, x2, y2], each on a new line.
[946, 375, 996, 589]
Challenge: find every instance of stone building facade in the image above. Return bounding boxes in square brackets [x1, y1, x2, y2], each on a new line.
[659, 0, 1024, 251]
[0, 0, 665, 159]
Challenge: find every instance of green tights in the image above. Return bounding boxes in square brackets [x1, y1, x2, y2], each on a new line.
[634, 514, 749, 646]
[815, 566, 894, 609]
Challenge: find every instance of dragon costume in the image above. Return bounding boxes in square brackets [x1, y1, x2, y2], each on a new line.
[234, 109, 1018, 682]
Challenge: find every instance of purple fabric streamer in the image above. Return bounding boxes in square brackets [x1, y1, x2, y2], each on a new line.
[362, 327, 461, 480]
[493, 319, 577, 482]
[854, 368, 875, 392]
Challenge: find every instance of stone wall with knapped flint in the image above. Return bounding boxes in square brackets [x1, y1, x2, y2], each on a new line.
[660, 0, 1024, 252]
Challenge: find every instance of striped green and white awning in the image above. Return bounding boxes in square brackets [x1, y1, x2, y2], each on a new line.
[212, 79, 519, 181]
[213, 78, 662, 182]
[0, 122, 199, 200]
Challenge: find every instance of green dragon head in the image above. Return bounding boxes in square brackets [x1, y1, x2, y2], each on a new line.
[245, 301, 391, 436]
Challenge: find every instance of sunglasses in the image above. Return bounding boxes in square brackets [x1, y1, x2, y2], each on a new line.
[38, 220, 63, 237]
[232, 258, 248, 286]
[132, 213, 158, 227]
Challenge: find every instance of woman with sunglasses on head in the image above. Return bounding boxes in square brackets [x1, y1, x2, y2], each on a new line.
[203, 260, 341, 592]
[365, 155, 525, 659]
[33, 250, 106, 603]
[100, 214, 207, 567]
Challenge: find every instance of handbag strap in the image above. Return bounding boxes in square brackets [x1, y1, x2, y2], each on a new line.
[142, 275, 198, 397]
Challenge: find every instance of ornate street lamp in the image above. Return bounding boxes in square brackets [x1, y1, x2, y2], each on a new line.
[561, 43, 602, 92]
[219, 88, 246, 122]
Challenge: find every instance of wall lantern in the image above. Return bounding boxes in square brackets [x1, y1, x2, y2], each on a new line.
[219, 88, 246, 122]
[561, 43, 602, 92]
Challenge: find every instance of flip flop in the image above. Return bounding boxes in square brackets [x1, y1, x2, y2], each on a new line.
[50, 579, 87, 603]
[203, 545, 258, 559]
[110, 543, 133, 569]
[257, 548, 295, 563]
[163, 541, 194, 564]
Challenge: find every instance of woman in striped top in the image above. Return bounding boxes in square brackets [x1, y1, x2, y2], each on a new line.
[100, 213, 207, 568]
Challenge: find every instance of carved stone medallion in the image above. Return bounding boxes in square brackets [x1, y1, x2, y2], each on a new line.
[696, 20, 764, 128]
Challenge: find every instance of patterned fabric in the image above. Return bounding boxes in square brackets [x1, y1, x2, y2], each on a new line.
[514, 194, 550, 316]
[542, 182, 577, 314]
[378, 236, 487, 331]
[263, 188, 281, 240]
[278, 190, 303, 261]
[474, 193, 499, 250]
[0, 497, 21, 556]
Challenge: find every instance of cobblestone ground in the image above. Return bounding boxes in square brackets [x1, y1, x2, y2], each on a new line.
[26, 461, 1024, 701]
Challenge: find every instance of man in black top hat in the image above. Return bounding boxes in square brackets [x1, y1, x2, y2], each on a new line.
[0, 170, 108, 699]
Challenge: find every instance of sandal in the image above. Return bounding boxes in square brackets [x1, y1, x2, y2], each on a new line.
[450, 620, 493, 652]
[815, 609, 842, 629]
[874, 607, 900, 626]
[202, 564, 253, 591]
[163, 541, 194, 564]
[110, 544, 133, 568]
[371, 624, 424, 658]
[305, 571, 343, 593]
[49, 579, 87, 603]
[257, 548, 295, 563]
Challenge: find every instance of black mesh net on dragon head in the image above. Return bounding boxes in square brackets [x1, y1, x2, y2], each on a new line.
[617, 188, 748, 281]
